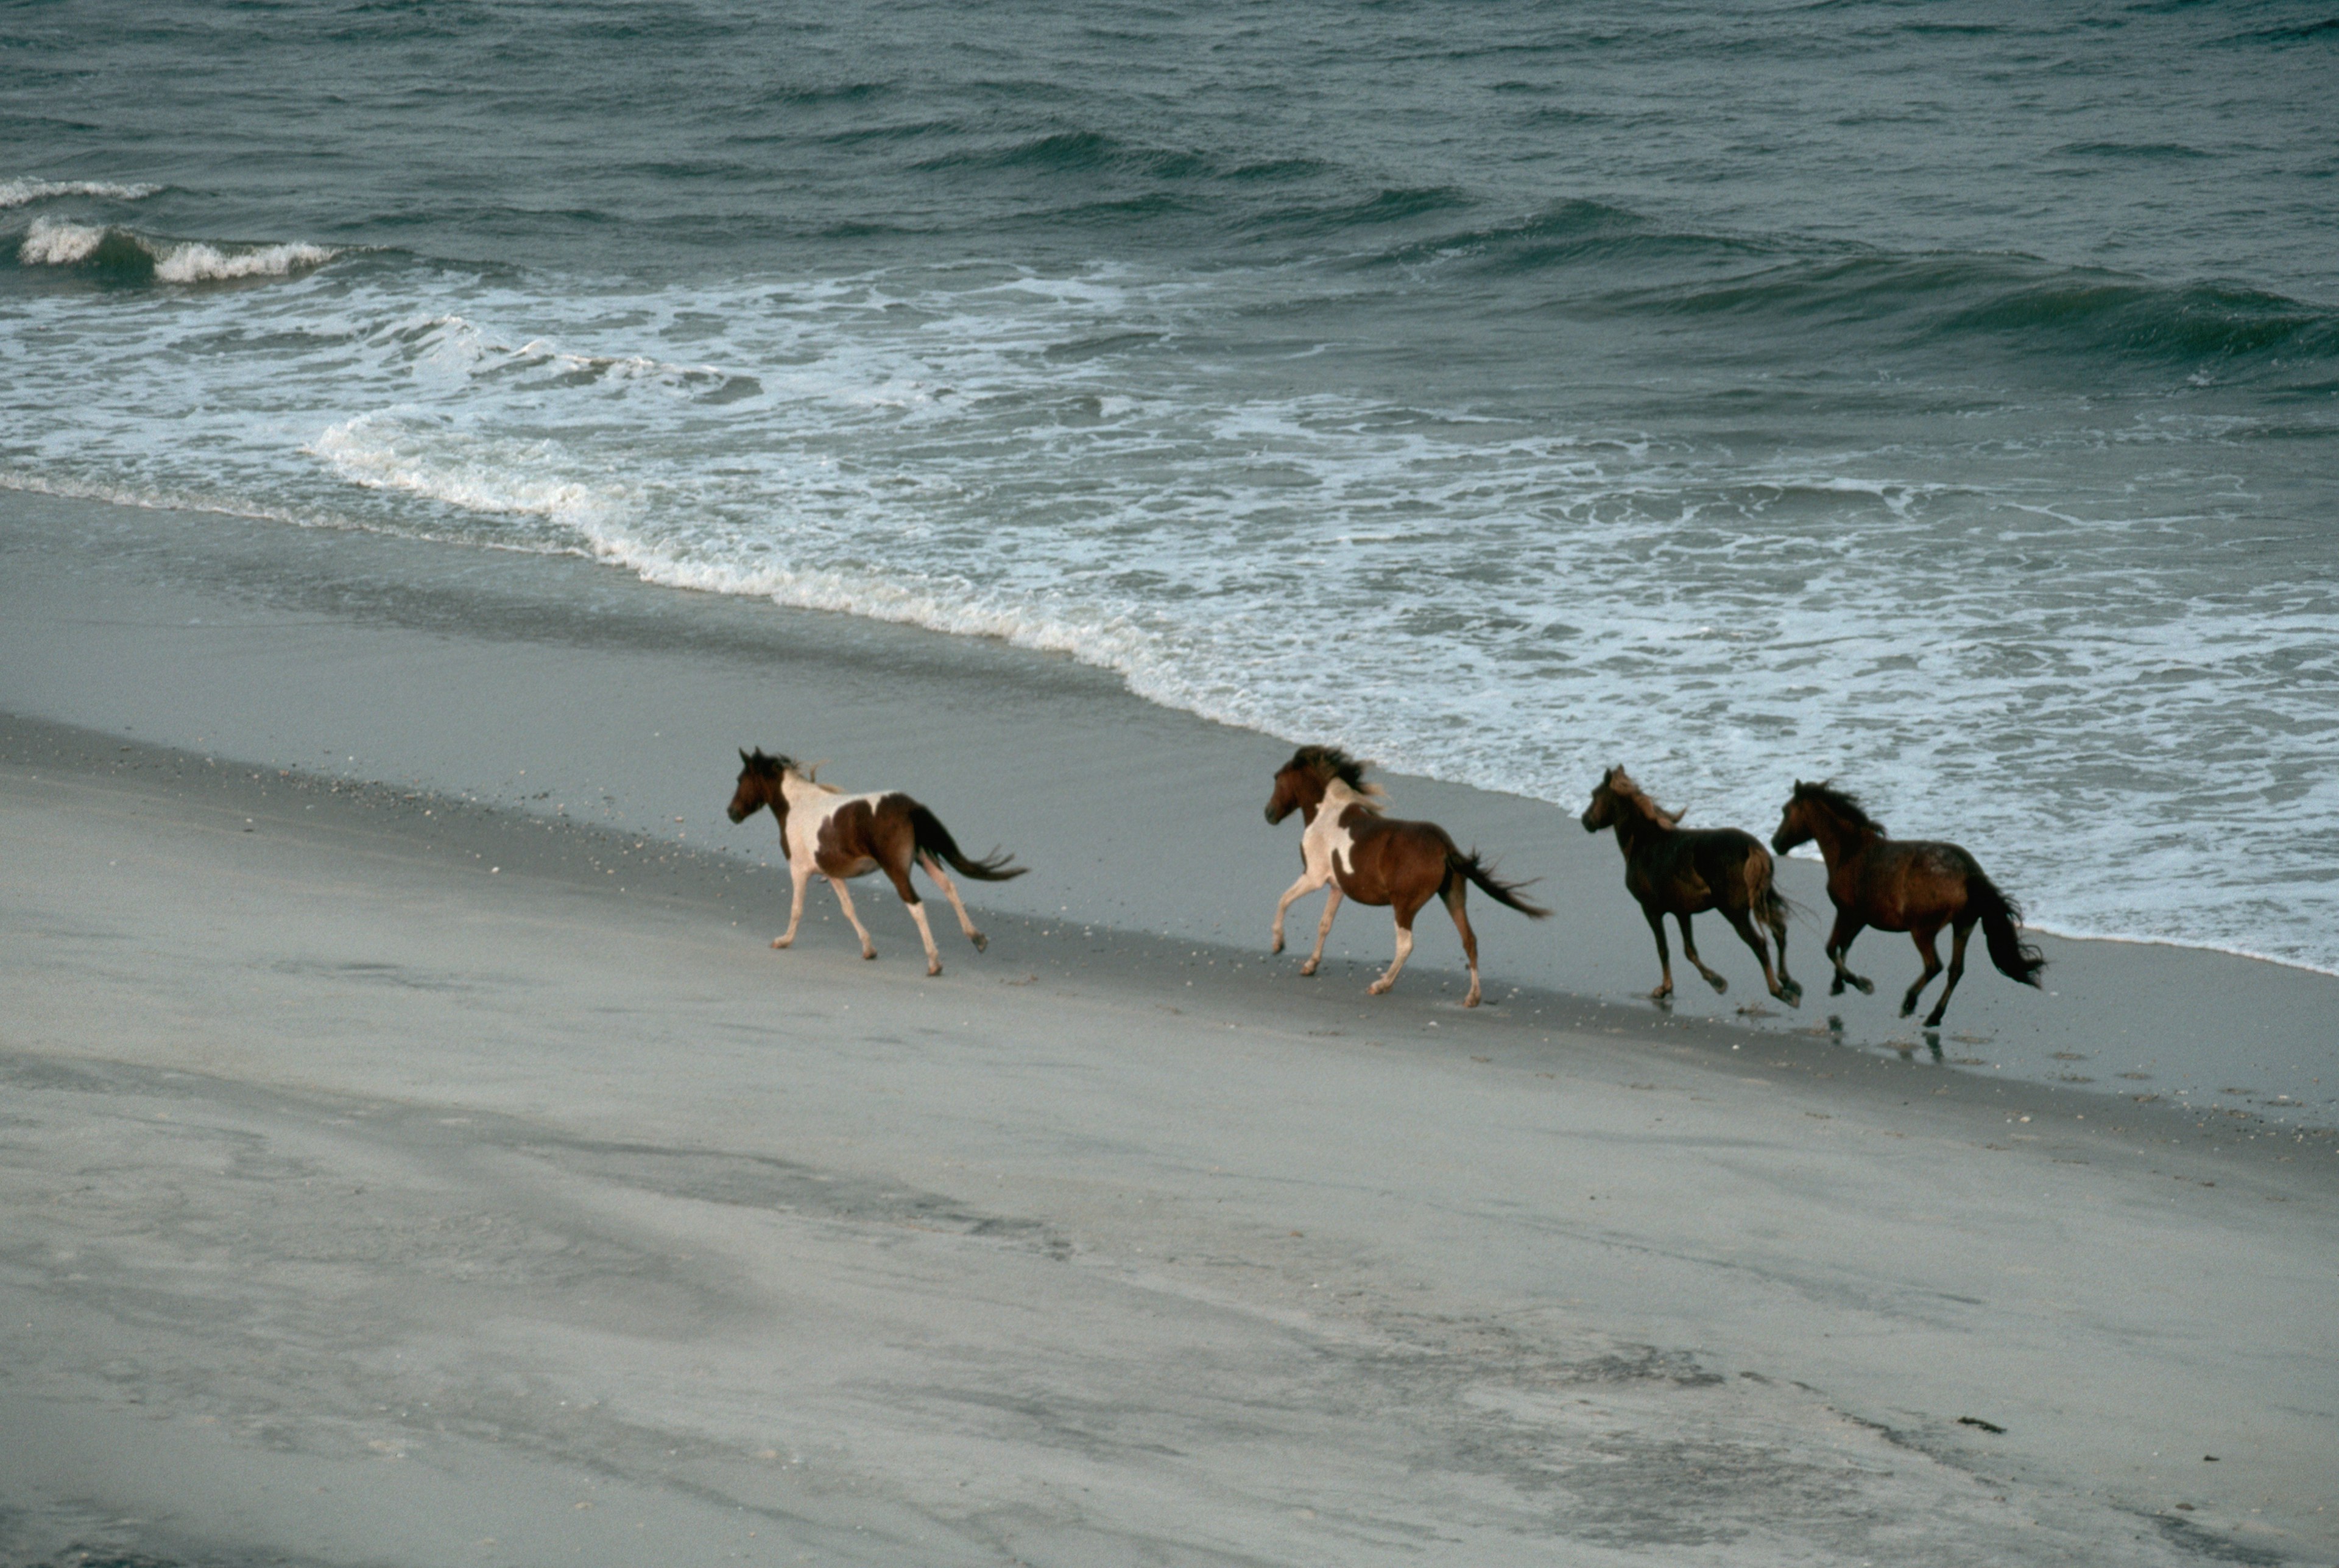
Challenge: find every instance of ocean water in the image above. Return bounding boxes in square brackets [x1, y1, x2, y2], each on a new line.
[4, 1, 2335, 969]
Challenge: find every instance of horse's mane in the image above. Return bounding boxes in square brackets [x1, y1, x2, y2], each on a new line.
[1793, 779, 1882, 834]
[743, 748, 841, 793]
[1605, 767, 1683, 829]
[1290, 744, 1386, 801]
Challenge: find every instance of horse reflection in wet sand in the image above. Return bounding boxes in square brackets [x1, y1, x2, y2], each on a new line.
[1771, 780, 2043, 1028]
[727, 748, 1025, 976]
[1580, 765, 1800, 1007]
[1265, 746, 1547, 1007]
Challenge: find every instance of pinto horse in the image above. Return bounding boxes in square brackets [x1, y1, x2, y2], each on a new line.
[727, 749, 1025, 976]
[1265, 745, 1547, 1007]
[1770, 780, 2043, 1027]
[1579, 766, 1800, 1007]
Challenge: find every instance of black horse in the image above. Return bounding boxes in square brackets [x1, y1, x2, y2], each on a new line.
[1581, 766, 1799, 1006]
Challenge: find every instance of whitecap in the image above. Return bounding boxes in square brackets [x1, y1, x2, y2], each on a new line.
[17, 217, 108, 265]
[16, 215, 338, 280]
[0, 176, 160, 210]
[152, 239, 339, 283]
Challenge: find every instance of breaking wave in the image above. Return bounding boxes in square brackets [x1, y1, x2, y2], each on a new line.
[16, 216, 339, 283]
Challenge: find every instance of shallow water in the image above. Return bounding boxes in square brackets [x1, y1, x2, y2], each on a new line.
[4, 0, 2335, 968]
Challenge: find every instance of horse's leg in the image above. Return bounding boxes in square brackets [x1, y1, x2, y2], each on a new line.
[880, 855, 944, 977]
[1721, 905, 1787, 1003]
[1299, 886, 1343, 977]
[1272, 868, 1327, 955]
[1923, 918, 1975, 1028]
[1769, 902, 1801, 1005]
[1368, 894, 1430, 997]
[918, 852, 988, 952]
[1676, 911, 1728, 994]
[1643, 905, 1675, 1000]
[1441, 880, 1482, 1008]
[1825, 910, 1873, 995]
[903, 898, 944, 976]
[1899, 924, 1944, 1018]
[827, 876, 878, 960]
[773, 863, 811, 949]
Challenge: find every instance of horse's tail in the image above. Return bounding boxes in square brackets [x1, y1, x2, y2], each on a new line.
[1742, 843, 1793, 930]
[1968, 873, 2045, 988]
[1448, 848, 1550, 919]
[909, 804, 1028, 882]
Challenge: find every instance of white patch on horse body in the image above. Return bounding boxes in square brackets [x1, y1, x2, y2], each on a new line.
[1304, 779, 1375, 894]
[778, 773, 886, 876]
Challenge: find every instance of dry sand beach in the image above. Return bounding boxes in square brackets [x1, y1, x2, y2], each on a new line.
[3, 490, 2336, 1566]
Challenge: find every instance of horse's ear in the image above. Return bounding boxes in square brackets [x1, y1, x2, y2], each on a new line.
[740, 748, 752, 762]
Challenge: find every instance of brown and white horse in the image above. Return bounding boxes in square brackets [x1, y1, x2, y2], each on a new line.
[1265, 745, 1547, 1007]
[1771, 779, 2043, 1027]
[726, 748, 1025, 976]
[1580, 765, 1799, 1006]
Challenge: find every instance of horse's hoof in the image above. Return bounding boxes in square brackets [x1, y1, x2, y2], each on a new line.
[928, 962, 943, 977]
[862, 949, 878, 962]
[1271, 938, 1285, 955]
[1463, 993, 1481, 1009]
[772, 937, 792, 949]
[1899, 1000, 1917, 1018]
[1828, 978, 1846, 996]
[1853, 977, 1875, 995]
[1299, 962, 1319, 978]
[1780, 985, 1803, 1008]
[970, 932, 989, 953]
[1924, 1010, 1947, 1030]
[1648, 985, 1673, 1001]
[1367, 980, 1392, 996]
[1707, 974, 1729, 995]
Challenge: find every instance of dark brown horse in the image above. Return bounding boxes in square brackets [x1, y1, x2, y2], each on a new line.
[1580, 766, 1799, 1007]
[1265, 745, 1547, 1007]
[1770, 780, 2043, 1027]
[727, 749, 1025, 976]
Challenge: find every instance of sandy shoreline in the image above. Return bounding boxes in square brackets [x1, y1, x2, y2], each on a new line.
[2, 488, 2335, 1563]
[4, 488, 2335, 1116]
[3, 730, 2335, 1564]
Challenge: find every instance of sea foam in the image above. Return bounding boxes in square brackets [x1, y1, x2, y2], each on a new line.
[308, 415, 616, 527]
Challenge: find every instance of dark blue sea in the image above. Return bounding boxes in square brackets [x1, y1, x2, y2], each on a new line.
[5, 0, 2335, 968]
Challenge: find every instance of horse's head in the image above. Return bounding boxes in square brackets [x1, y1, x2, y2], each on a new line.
[1266, 745, 1374, 825]
[1582, 765, 1678, 835]
[729, 748, 793, 826]
[1580, 766, 1628, 833]
[1773, 779, 1877, 856]
[1265, 758, 1313, 825]
[1771, 781, 1817, 854]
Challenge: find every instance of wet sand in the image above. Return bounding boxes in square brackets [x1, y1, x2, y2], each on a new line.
[2, 490, 2333, 1117]
[2, 489, 2335, 1564]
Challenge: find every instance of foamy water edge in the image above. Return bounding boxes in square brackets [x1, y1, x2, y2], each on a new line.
[6, 469, 2334, 984]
